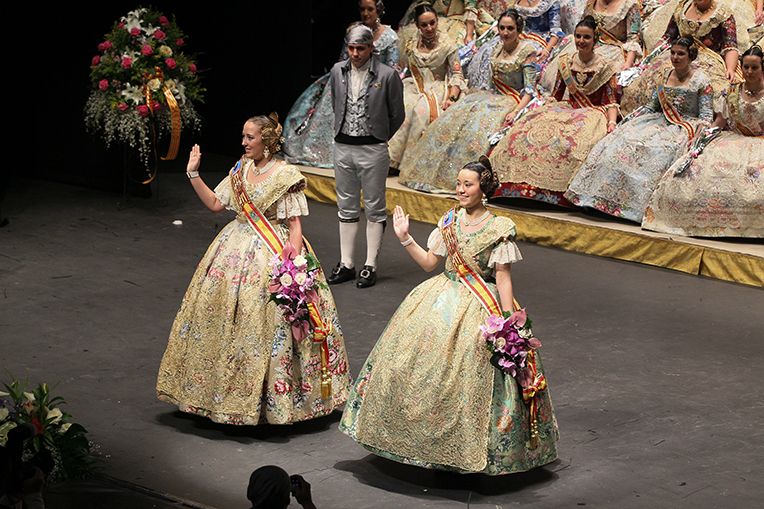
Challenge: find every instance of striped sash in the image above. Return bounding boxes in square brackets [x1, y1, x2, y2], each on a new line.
[230, 161, 333, 398]
[440, 208, 502, 317]
[657, 74, 695, 139]
[559, 57, 607, 115]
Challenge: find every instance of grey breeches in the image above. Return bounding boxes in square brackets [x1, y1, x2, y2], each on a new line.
[333, 142, 389, 223]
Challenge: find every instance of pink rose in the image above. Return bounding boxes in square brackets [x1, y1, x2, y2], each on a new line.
[273, 380, 291, 395]
[188, 63, 197, 74]
[141, 44, 153, 56]
[164, 57, 177, 69]
[175, 38, 185, 47]
[117, 21, 125, 29]
[159, 15, 169, 26]
[153, 29, 166, 41]
[152, 100, 162, 111]
[121, 57, 132, 69]
[97, 40, 112, 52]
[91, 55, 101, 66]
[136, 104, 150, 117]
[117, 102, 129, 112]
[130, 27, 141, 36]
[98, 79, 109, 91]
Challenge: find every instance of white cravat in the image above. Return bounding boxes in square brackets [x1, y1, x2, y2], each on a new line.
[349, 59, 371, 101]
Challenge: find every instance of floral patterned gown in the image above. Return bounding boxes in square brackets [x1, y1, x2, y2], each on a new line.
[398, 40, 539, 193]
[281, 26, 399, 169]
[388, 32, 466, 169]
[565, 69, 713, 222]
[621, 0, 739, 114]
[340, 211, 558, 474]
[643, 83, 764, 237]
[156, 161, 351, 425]
[489, 51, 619, 205]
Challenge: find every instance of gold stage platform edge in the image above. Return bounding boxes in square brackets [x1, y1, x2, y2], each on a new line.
[298, 166, 764, 288]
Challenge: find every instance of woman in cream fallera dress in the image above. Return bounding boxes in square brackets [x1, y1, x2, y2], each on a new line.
[157, 124, 351, 425]
[341, 163, 558, 474]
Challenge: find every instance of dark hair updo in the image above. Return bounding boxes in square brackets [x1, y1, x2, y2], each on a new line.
[498, 8, 524, 33]
[360, 0, 385, 19]
[576, 15, 598, 35]
[462, 156, 499, 197]
[414, 3, 437, 23]
[672, 37, 698, 61]
[741, 45, 763, 65]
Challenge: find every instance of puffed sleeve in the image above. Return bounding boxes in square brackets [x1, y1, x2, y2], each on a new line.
[552, 71, 566, 101]
[487, 238, 523, 267]
[623, 3, 643, 56]
[213, 175, 235, 211]
[274, 183, 310, 220]
[427, 227, 448, 257]
[697, 80, 714, 124]
[720, 16, 738, 56]
[446, 48, 467, 90]
[713, 88, 731, 120]
[547, 2, 566, 39]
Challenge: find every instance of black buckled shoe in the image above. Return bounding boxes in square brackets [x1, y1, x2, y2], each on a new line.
[327, 263, 356, 285]
[356, 265, 377, 288]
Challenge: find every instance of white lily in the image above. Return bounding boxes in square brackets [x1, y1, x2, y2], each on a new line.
[121, 84, 144, 105]
[0, 408, 8, 420]
[46, 407, 63, 423]
[23, 392, 35, 402]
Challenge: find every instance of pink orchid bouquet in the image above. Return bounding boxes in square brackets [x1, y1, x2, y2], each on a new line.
[480, 309, 542, 388]
[85, 7, 204, 170]
[268, 243, 327, 341]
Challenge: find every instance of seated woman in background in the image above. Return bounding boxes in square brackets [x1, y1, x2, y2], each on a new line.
[565, 38, 714, 222]
[398, 9, 539, 193]
[621, 0, 741, 115]
[643, 45, 764, 237]
[540, 0, 643, 92]
[489, 16, 620, 206]
[282, 0, 399, 169]
[388, 4, 466, 170]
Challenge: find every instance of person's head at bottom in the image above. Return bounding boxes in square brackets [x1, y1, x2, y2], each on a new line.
[247, 465, 290, 509]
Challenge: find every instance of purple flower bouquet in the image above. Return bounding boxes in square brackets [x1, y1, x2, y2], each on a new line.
[480, 309, 542, 388]
[268, 243, 326, 341]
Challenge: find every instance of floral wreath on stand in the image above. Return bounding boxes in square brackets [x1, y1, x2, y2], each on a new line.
[85, 7, 205, 183]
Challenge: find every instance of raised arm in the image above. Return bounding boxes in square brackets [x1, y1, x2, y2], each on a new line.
[392, 205, 443, 272]
[186, 144, 226, 213]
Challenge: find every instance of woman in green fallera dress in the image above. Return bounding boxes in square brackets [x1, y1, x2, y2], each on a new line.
[157, 114, 351, 425]
[340, 157, 558, 475]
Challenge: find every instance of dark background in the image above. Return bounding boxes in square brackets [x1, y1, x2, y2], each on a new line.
[21, 1, 409, 191]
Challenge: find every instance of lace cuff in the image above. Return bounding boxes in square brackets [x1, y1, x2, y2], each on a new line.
[464, 9, 478, 23]
[274, 189, 309, 220]
[487, 239, 523, 267]
[622, 40, 643, 57]
[213, 175, 235, 211]
[427, 228, 447, 256]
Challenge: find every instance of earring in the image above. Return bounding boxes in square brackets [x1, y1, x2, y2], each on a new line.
[481, 196, 488, 206]
[263, 147, 271, 160]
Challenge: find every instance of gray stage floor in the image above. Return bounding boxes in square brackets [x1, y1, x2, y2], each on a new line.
[1, 173, 763, 508]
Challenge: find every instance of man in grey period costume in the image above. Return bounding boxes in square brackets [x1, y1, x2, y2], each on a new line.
[327, 24, 404, 288]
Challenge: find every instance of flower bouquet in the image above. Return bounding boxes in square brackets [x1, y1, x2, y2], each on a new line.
[268, 243, 328, 341]
[480, 308, 542, 389]
[0, 381, 93, 481]
[85, 7, 204, 175]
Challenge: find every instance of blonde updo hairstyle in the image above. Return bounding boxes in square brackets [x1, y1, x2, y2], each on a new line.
[246, 112, 284, 154]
